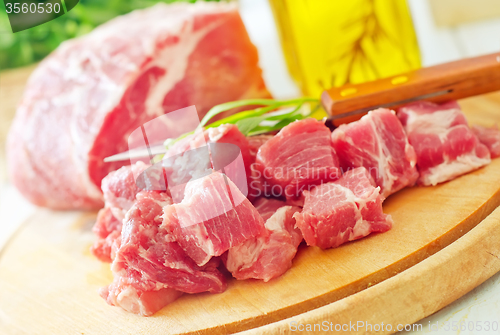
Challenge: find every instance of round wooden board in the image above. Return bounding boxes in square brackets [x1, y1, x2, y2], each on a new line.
[1, 159, 500, 335]
[2, 94, 500, 334]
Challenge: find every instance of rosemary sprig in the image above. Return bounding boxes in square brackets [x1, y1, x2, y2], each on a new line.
[162, 97, 320, 153]
[198, 97, 318, 129]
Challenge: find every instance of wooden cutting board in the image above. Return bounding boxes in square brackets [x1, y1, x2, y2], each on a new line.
[1, 93, 500, 335]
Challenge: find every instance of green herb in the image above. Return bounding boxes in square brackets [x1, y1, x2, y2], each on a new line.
[0, 0, 222, 70]
[198, 97, 318, 129]
[161, 97, 320, 155]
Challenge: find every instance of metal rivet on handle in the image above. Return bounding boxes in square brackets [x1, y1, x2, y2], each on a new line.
[340, 88, 357, 97]
[391, 76, 408, 85]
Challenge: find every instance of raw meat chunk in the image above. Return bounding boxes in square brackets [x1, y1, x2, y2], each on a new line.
[247, 135, 273, 200]
[248, 135, 273, 160]
[91, 161, 172, 262]
[101, 162, 150, 221]
[225, 198, 302, 282]
[472, 125, 500, 158]
[331, 108, 418, 199]
[163, 171, 266, 266]
[7, 2, 270, 210]
[101, 192, 227, 316]
[91, 190, 173, 263]
[398, 101, 491, 186]
[162, 124, 252, 202]
[90, 207, 122, 263]
[100, 275, 183, 317]
[293, 167, 392, 249]
[255, 118, 340, 200]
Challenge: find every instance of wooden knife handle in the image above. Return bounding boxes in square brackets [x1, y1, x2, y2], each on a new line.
[322, 52, 500, 124]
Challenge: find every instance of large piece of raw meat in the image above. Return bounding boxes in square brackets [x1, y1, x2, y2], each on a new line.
[7, 2, 270, 210]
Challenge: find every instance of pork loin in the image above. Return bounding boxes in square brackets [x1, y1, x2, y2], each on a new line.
[7, 2, 270, 210]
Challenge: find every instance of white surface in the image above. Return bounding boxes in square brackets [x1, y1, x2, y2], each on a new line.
[1, 0, 500, 333]
[0, 184, 35, 250]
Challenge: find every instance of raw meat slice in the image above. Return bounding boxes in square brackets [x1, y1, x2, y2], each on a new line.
[293, 167, 392, 249]
[102, 192, 227, 316]
[398, 101, 491, 186]
[255, 118, 341, 200]
[163, 171, 266, 266]
[225, 198, 302, 282]
[472, 125, 500, 158]
[7, 2, 270, 210]
[331, 108, 418, 199]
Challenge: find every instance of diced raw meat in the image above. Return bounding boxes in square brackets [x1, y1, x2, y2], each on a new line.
[225, 198, 302, 282]
[247, 135, 273, 200]
[472, 125, 500, 158]
[90, 207, 122, 263]
[162, 124, 252, 202]
[293, 167, 392, 249]
[163, 171, 266, 266]
[248, 135, 273, 160]
[255, 118, 341, 200]
[7, 2, 270, 210]
[102, 192, 227, 316]
[100, 274, 183, 317]
[92, 161, 173, 262]
[91, 190, 173, 262]
[331, 108, 418, 199]
[398, 101, 491, 186]
[101, 161, 150, 221]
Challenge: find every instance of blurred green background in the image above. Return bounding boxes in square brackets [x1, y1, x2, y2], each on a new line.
[0, 0, 220, 70]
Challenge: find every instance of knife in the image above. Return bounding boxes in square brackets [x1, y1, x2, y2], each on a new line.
[322, 52, 500, 125]
[105, 52, 500, 163]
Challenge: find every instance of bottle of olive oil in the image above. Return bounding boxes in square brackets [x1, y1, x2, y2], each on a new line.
[268, 0, 421, 97]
